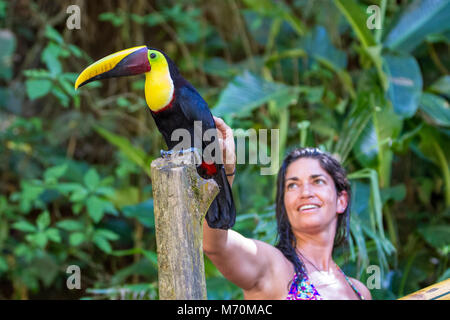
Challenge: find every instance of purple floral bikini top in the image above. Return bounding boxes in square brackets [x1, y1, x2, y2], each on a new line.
[286, 263, 365, 300]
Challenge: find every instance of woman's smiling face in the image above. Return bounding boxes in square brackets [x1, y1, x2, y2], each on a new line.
[283, 157, 348, 235]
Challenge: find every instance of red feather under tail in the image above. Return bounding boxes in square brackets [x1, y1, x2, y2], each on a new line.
[200, 161, 217, 176]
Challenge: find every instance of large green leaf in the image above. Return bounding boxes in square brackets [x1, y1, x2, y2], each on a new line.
[355, 104, 403, 167]
[380, 184, 407, 204]
[353, 101, 402, 188]
[12, 220, 37, 233]
[56, 219, 84, 232]
[416, 126, 448, 166]
[419, 93, 450, 127]
[353, 120, 379, 167]
[382, 54, 423, 118]
[297, 26, 354, 97]
[86, 196, 117, 223]
[83, 168, 100, 190]
[334, 0, 376, 48]
[43, 163, 68, 184]
[36, 211, 51, 231]
[86, 196, 106, 223]
[419, 225, 450, 254]
[44, 25, 64, 44]
[384, 0, 450, 53]
[299, 26, 347, 70]
[348, 169, 385, 241]
[41, 43, 63, 75]
[351, 181, 372, 226]
[0, 29, 16, 80]
[334, 88, 376, 163]
[25, 79, 53, 100]
[93, 234, 112, 253]
[429, 75, 450, 98]
[69, 232, 85, 246]
[212, 71, 300, 118]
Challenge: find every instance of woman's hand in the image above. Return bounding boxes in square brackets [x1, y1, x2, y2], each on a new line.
[213, 116, 236, 178]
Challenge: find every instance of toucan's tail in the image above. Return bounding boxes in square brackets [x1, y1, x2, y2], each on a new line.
[201, 165, 236, 229]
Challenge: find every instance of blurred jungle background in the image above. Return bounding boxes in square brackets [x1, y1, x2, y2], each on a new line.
[0, 0, 449, 300]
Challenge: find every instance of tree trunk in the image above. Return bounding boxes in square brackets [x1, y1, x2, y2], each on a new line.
[150, 150, 219, 300]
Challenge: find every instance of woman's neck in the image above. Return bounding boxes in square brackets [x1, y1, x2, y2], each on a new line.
[295, 232, 335, 272]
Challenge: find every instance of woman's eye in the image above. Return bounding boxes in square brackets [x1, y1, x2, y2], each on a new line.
[287, 183, 297, 190]
[314, 179, 325, 185]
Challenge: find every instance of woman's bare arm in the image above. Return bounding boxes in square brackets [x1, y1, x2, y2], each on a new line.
[203, 222, 278, 291]
[202, 117, 278, 291]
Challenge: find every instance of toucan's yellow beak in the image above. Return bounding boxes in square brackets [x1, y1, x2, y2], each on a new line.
[74, 46, 151, 89]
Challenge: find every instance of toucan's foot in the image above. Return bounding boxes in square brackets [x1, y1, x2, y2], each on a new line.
[160, 149, 174, 159]
[177, 147, 197, 155]
[161, 147, 198, 159]
[160, 147, 202, 165]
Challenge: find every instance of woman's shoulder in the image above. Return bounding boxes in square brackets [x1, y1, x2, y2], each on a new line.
[244, 240, 294, 299]
[348, 276, 372, 300]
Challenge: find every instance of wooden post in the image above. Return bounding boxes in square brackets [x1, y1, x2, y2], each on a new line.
[150, 150, 219, 300]
[398, 278, 450, 300]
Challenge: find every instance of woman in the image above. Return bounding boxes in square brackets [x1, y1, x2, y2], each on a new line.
[203, 117, 372, 300]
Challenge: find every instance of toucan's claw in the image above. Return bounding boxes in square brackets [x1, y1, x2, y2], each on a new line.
[161, 147, 199, 159]
[160, 148, 202, 165]
[160, 149, 173, 159]
[178, 147, 197, 155]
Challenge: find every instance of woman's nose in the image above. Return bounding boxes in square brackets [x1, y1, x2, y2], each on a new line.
[299, 183, 313, 197]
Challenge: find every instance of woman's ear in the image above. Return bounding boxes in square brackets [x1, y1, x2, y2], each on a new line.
[336, 190, 348, 214]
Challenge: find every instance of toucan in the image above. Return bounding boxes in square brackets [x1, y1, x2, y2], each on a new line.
[74, 46, 236, 229]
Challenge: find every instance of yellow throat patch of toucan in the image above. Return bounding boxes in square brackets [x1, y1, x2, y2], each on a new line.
[145, 50, 174, 112]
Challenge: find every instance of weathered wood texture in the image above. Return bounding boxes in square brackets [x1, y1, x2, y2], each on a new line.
[399, 278, 450, 300]
[151, 151, 219, 300]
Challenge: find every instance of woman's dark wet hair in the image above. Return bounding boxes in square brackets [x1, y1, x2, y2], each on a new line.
[274, 147, 351, 283]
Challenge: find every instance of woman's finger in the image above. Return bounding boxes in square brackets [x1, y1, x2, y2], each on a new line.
[213, 116, 226, 132]
[213, 116, 232, 139]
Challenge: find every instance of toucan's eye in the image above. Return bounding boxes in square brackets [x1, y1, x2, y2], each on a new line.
[150, 53, 157, 59]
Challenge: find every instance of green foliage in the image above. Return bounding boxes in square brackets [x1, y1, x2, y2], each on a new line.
[1, 0, 448, 300]
[95, 126, 153, 178]
[334, 0, 376, 48]
[419, 93, 450, 127]
[382, 54, 423, 118]
[383, 0, 450, 53]
[213, 71, 300, 118]
[0, 29, 16, 80]
[24, 26, 83, 108]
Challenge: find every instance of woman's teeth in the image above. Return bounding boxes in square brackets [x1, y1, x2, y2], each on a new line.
[299, 204, 319, 211]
